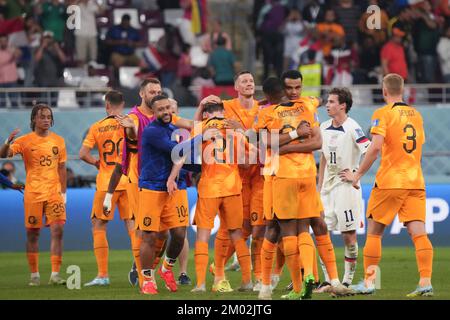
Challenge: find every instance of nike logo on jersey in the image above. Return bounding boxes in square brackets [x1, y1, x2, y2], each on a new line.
[345, 224, 354, 228]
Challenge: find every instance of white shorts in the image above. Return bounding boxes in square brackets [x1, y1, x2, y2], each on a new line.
[321, 183, 362, 232]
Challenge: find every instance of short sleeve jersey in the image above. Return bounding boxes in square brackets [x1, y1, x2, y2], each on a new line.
[197, 117, 243, 198]
[83, 116, 128, 191]
[260, 97, 320, 179]
[370, 102, 425, 189]
[320, 117, 371, 193]
[10, 132, 66, 202]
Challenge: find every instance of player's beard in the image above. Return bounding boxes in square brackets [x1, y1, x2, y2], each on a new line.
[159, 113, 172, 124]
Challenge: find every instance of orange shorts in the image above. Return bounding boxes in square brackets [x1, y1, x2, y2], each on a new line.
[366, 187, 426, 225]
[272, 177, 321, 220]
[126, 181, 139, 219]
[24, 193, 66, 229]
[242, 175, 264, 226]
[194, 194, 243, 230]
[137, 189, 189, 232]
[90, 190, 131, 221]
[263, 176, 274, 221]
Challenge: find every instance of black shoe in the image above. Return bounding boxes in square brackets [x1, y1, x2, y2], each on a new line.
[342, 282, 350, 288]
[128, 262, 139, 286]
[178, 273, 192, 285]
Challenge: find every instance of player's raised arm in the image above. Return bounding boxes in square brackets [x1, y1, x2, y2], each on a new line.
[0, 128, 20, 158]
[116, 114, 137, 141]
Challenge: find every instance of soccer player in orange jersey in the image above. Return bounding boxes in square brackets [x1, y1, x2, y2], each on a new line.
[0, 104, 67, 286]
[79, 90, 135, 286]
[190, 102, 253, 293]
[208, 71, 267, 289]
[279, 70, 351, 296]
[347, 74, 433, 297]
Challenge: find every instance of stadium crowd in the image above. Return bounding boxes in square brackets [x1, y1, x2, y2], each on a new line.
[0, 0, 450, 108]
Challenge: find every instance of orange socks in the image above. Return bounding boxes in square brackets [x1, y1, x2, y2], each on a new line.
[261, 239, 277, 286]
[283, 236, 301, 292]
[251, 238, 263, 281]
[130, 230, 143, 286]
[234, 238, 252, 284]
[194, 241, 209, 287]
[298, 232, 315, 277]
[273, 243, 285, 275]
[315, 234, 338, 280]
[93, 229, 108, 277]
[50, 255, 62, 273]
[412, 234, 433, 281]
[214, 232, 230, 279]
[313, 245, 319, 282]
[363, 234, 382, 282]
[27, 252, 39, 273]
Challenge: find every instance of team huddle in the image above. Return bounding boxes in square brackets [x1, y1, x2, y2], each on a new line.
[0, 70, 434, 299]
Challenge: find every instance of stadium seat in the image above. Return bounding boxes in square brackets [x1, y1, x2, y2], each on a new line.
[119, 66, 141, 89]
[63, 68, 88, 87]
[148, 28, 165, 44]
[106, 0, 131, 8]
[113, 8, 141, 29]
[139, 10, 164, 28]
[163, 9, 184, 27]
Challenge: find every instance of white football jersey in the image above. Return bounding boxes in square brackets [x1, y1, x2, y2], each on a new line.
[320, 117, 370, 193]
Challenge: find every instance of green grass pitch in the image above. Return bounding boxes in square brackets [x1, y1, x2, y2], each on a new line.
[0, 247, 449, 300]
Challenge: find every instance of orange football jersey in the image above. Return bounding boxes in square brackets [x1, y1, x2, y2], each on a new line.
[370, 102, 425, 189]
[197, 117, 244, 198]
[83, 116, 129, 191]
[223, 98, 260, 182]
[10, 132, 66, 202]
[262, 97, 320, 179]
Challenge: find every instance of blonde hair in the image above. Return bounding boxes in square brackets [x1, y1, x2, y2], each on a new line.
[383, 73, 404, 96]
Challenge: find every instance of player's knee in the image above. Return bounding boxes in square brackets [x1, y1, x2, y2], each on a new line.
[26, 229, 40, 242]
[252, 225, 265, 239]
[170, 227, 186, 244]
[311, 217, 328, 235]
[142, 231, 157, 245]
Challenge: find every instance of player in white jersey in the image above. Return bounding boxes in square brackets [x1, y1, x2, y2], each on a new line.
[318, 88, 371, 287]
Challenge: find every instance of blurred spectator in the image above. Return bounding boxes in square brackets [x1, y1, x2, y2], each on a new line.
[380, 25, 408, 80]
[437, 24, 450, 83]
[412, 1, 440, 83]
[105, 14, 142, 75]
[302, 0, 326, 26]
[357, 35, 381, 83]
[4, 0, 32, 19]
[0, 33, 21, 108]
[291, 29, 323, 68]
[0, 168, 11, 189]
[333, 0, 361, 44]
[1, 160, 21, 184]
[316, 9, 345, 57]
[178, 43, 193, 88]
[21, 15, 42, 87]
[200, 20, 232, 53]
[191, 67, 214, 101]
[257, 0, 286, 79]
[328, 38, 356, 86]
[283, 8, 306, 70]
[359, 0, 389, 47]
[33, 30, 67, 106]
[75, 0, 102, 66]
[37, 0, 67, 43]
[156, 24, 183, 88]
[208, 36, 236, 86]
[437, 0, 450, 19]
[0, 1, 6, 20]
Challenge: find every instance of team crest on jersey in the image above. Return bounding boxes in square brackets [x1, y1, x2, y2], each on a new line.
[372, 119, 379, 127]
[355, 128, 365, 138]
[28, 216, 37, 225]
[52, 146, 59, 155]
[143, 217, 151, 227]
[251, 212, 258, 222]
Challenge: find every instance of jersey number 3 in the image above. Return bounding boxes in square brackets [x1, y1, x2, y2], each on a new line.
[403, 124, 417, 154]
